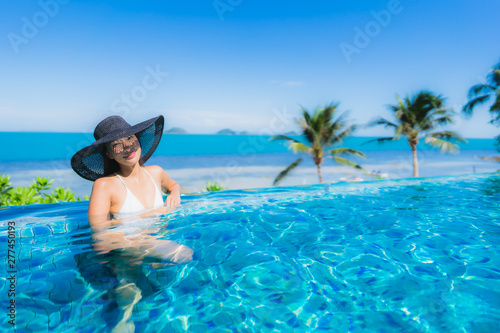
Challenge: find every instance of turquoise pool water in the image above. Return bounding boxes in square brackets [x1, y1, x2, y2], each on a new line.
[1, 173, 500, 332]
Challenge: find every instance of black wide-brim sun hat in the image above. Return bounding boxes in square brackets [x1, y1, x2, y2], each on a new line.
[71, 115, 164, 181]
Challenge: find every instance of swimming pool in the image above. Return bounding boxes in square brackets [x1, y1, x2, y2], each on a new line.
[1, 173, 500, 332]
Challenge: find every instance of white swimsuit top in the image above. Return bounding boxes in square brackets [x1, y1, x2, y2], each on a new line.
[111, 168, 164, 220]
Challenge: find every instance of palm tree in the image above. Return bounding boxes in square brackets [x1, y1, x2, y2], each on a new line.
[463, 61, 500, 146]
[368, 90, 466, 177]
[271, 104, 365, 185]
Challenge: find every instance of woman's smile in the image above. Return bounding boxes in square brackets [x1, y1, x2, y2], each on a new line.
[124, 151, 137, 159]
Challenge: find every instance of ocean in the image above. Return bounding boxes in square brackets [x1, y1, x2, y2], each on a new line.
[0, 133, 498, 198]
[1, 133, 496, 161]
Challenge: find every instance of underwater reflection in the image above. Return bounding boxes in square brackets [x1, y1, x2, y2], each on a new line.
[74, 218, 193, 332]
[480, 174, 500, 196]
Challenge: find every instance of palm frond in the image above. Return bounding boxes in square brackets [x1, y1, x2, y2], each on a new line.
[370, 90, 463, 155]
[394, 124, 405, 139]
[490, 115, 500, 126]
[323, 119, 352, 147]
[329, 110, 349, 128]
[495, 134, 500, 150]
[428, 131, 467, 143]
[487, 65, 500, 87]
[332, 156, 365, 172]
[463, 61, 500, 116]
[362, 137, 395, 145]
[366, 117, 397, 128]
[462, 95, 491, 116]
[490, 91, 500, 112]
[429, 109, 451, 115]
[327, 126, 353, 146]
[273, 157, 303, 186]
[269, 134, 302, 143]
[300, 106, 312, 126]
[424, 137, 459, 153]
[296, 116, 316, 145]
[328, 147, 366, 158]
[280, 103, 361, 173]
[289, 142, 312, 154]
[421, 115, 454, 131]
[270, 135, 313, 154]
[467, 84, 496, 99]
[396, 95, 406, 109]
[427, 106, 454, 119]
[321, 103, 338, 124]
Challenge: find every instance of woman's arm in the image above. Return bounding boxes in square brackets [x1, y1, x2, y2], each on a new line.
[163, 171, 181, 207]
[87, 178, 126, 254]
[88, 178, 113, 229]
[148, 165, 181, 207]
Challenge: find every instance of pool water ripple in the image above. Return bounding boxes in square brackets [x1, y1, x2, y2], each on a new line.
[1, 173, 500, 332]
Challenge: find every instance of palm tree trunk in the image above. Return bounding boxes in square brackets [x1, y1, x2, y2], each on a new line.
[313, 155, 324, 184]
[317, 162, 323, 183]
[411, 144, 418, 177]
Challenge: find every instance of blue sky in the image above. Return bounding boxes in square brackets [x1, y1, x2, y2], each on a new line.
[1, 0, 499, 138]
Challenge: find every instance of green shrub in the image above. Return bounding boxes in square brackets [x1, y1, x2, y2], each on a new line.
[0, 174, 89, 207]
[205, 181, 225, 192]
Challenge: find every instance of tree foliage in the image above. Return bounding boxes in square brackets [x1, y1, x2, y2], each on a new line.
[368, 90, 466, 176]
[0, 174, 89, 207]
[205, 181, 226, 192]
[271, 103, 365, 185]
[463, 60, 500, 148]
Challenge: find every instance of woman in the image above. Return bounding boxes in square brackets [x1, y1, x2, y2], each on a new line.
[71, 114, 193, 263]
[72, 114, 192, 331]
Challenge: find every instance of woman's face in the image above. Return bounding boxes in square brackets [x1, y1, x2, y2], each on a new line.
[106, 134, 141, 165]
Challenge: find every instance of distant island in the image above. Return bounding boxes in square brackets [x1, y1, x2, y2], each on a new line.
[164, 127, 188, 134]
[216, 128, 236, 135]
[216, 129, 253, 135]
[163, 128, 300, 135]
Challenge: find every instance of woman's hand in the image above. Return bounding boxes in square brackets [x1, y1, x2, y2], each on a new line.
[135, 205, 176, 218]
[165, 187, 181, 207]
[152, 166, 181, 207]
[151, 205, 177, 216]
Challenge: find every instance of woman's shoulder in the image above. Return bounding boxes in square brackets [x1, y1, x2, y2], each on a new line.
[93, 174, 120, 189]
[89, 175, 121, 204]
[144, 165, 165, 175]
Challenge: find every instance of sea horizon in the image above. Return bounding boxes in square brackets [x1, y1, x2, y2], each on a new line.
[1, 132, 497, 162]
[2, 131, 498, 198]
